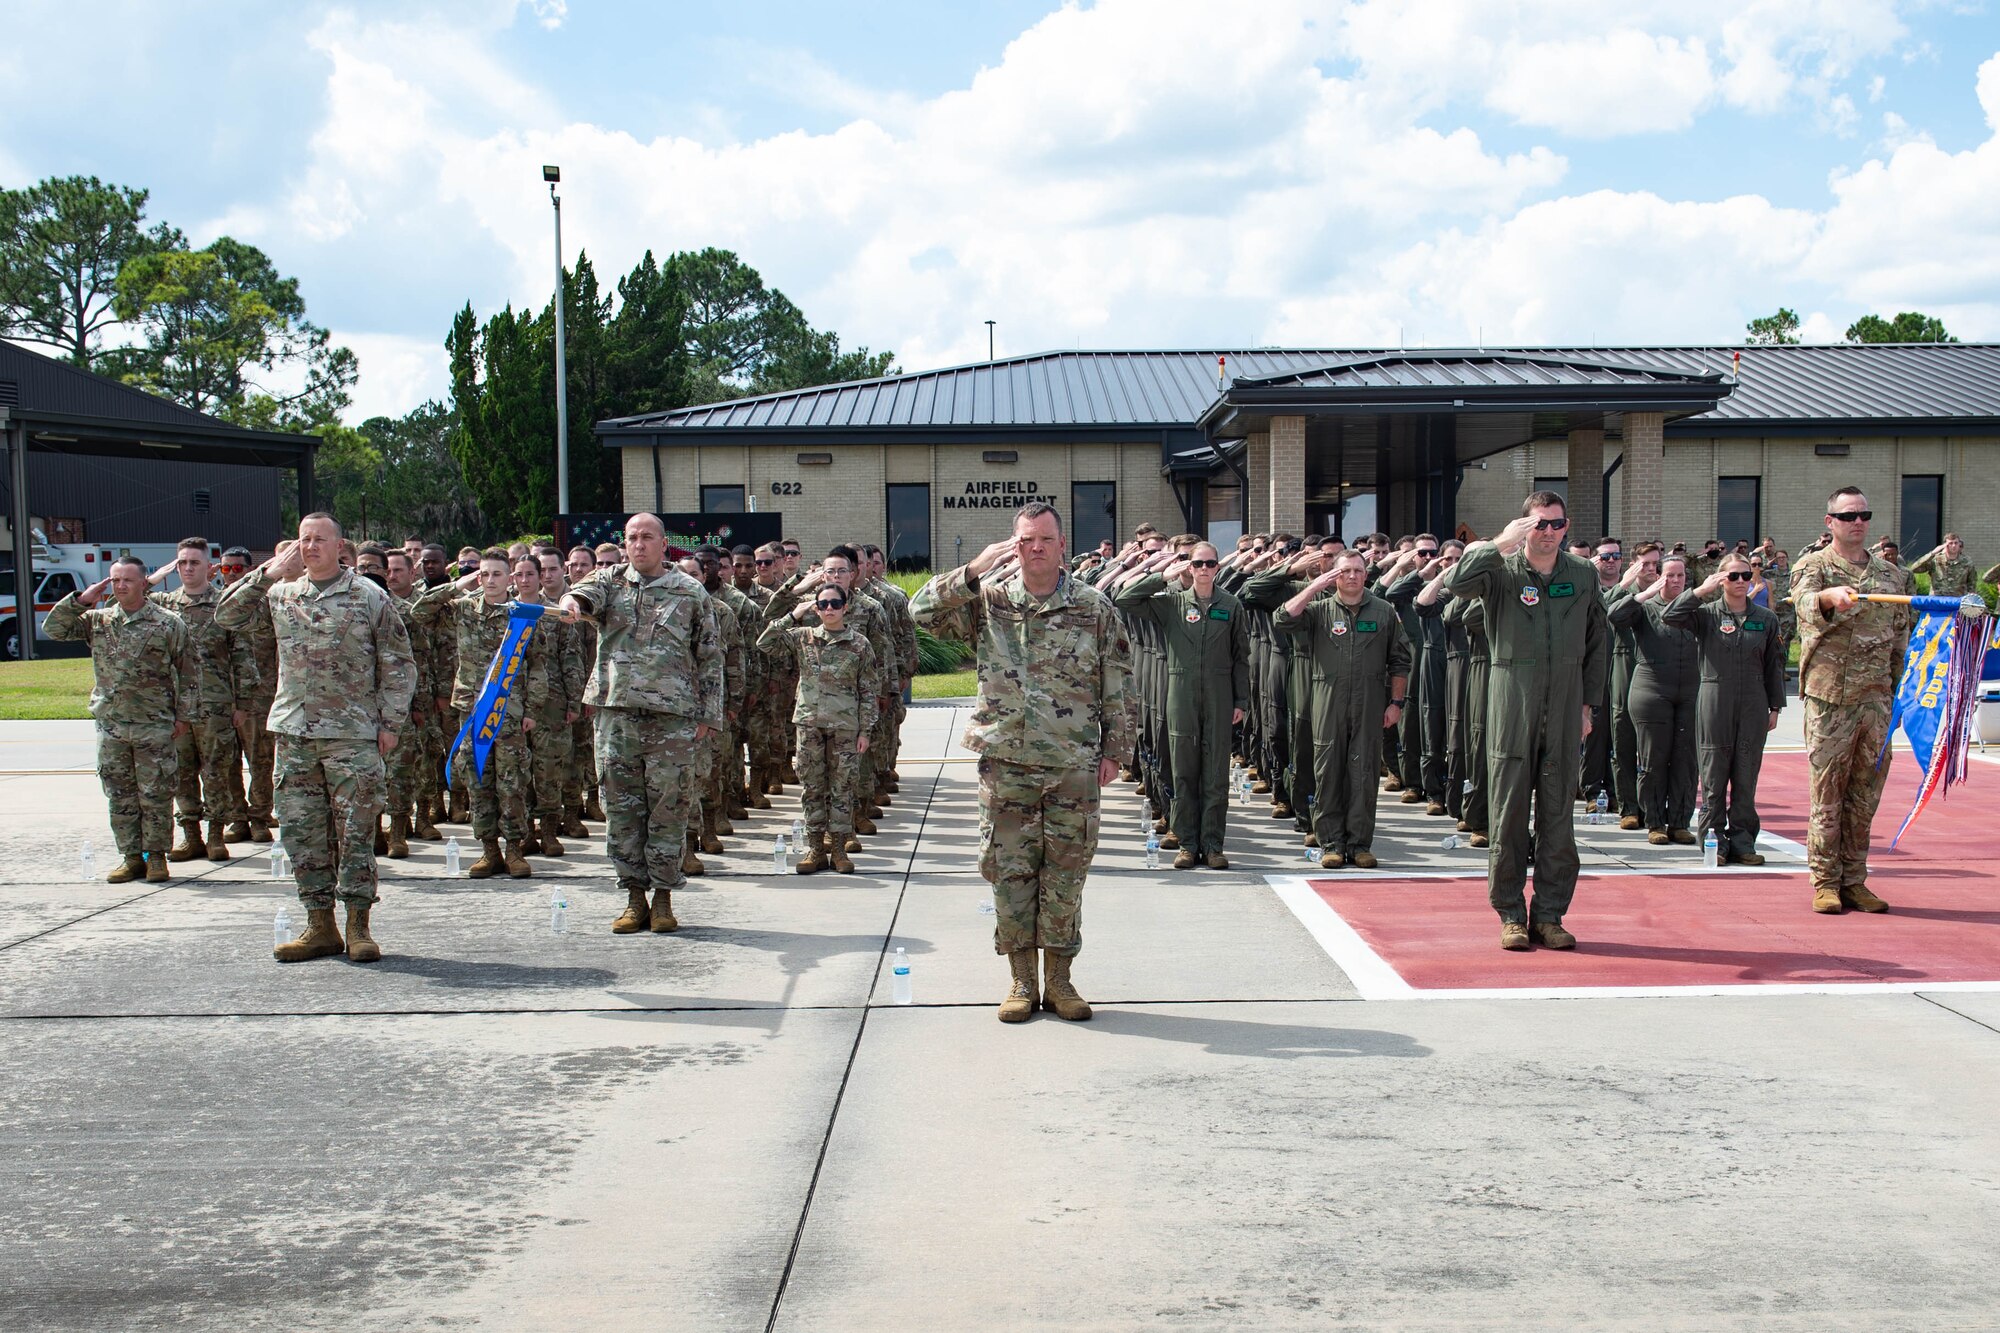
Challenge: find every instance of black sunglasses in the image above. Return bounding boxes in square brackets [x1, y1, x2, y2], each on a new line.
[814, 600, 844, 610]
[1594, 553, 1622, 562]
[1189, 559, 1218, 568]
[1533, 518, 1568, 531]
[1725, 570, 1756, 582]
[755, 558, 775, 566]
[1415, 549, 1438, 559]
[1828, 510, 1872, 522]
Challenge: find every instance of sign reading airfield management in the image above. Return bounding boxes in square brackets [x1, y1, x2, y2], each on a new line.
[943, 481, 1047, 509]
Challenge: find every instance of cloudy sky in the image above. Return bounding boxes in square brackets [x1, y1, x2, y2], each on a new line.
[6, 0, 1999, 420]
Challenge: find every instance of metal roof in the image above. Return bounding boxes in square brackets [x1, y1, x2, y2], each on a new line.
[0, 339, 318, 458]
[597, 343, 2000, 443]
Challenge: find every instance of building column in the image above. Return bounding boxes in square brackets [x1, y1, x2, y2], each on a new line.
[1269, 415, 1305, 535]
[1566, 428, 1604, 542]
[1246, 431, 1270, 535]
[1621, 412, 1664, 545]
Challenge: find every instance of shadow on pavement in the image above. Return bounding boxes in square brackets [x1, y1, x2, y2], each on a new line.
[1084, 1008, 1432, 1060]
[1578, 940, 1927, 981]
[372, 954, 617, 990]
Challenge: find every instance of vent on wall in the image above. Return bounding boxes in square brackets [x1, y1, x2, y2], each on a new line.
[983, 450, 1018, 464]
[1814, 443, 1850, 457]
[193, 488, 212, 513]
[0, 380, 18, 407]
[796, 452, 833, 466]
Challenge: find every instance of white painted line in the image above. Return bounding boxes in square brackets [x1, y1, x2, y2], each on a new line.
[1269, 875, 1412, 1000]
[1264, 874, 2000, 1002]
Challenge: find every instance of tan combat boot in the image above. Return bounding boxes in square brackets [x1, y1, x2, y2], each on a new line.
[853, 813, 877, 836]
[716, 808, 736, 836]
[1350, 850, 1379, 869]
[650, 888, 679, 933]
[504, 840, 533, 878]
[144, 852, 170, 883]
[830, 845, 855, 874]
[611, 887, 651, 934]
[1172, 849, 1197, 870]
[682, 834, 705, 877]
[386, 814, 410, 859]
[1160, 832, 1181, 850]
[345, 904, 382, 963]
[1531, 920, 1576, 950]
[466, 837, 504, 878]
[843, 833, 863, 854]
[1205, 851, 1229, 870]
[561, 809, 587, 838]
[748, 772, 772, 810]
[1812, 886, 1845, 913]
[1399, 789, 1424, 806]
[796, 843, 828, 874]
[249, 820, 273, 844]
[1320, 850, 1345, 869]
[583, 790, 606, 821]
[448, 791, 469, 823]
[414, 807, 441, 841]
[1500, 921, 1531, 951]
[998, 949, 1038, 1023]
[274, 907, 344, 962]
[203, 820, 231, 861]
[106, 854, 147, 884]
[1468, 833, 1490, 849]
[169, 819, 203, 862]
[1040, 953, 1092, 1021]
[699, 810, 725, 855]
[519, 824, 543, 854]
[373, 817, 389, 856]
[538, 817, 565, 858]
[224, 820, 253, 842]
[1845, 884, 1889, 913]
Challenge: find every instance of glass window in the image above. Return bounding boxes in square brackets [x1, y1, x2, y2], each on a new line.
[1532, 476, 1568, 506]
[36, 572, 79, 601]
[1716, 477, 1760, 548]
[700, 485, 745, 513]
[1900, 475, 1942, 555]
[885, 484, 931, 572]
[1072, 482, 1116, 557]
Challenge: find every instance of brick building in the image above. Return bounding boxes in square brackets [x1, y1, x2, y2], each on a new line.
[597, 344, 2000, 570]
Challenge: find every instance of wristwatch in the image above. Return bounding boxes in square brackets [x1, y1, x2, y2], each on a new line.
[1389, 697, 1406, 707]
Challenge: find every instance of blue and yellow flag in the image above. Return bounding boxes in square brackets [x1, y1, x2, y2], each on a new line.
[1887, 596, 1993, 846]
[446, 602, 547, 782]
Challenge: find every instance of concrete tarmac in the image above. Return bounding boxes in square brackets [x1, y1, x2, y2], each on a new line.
[3, 706, 1998, 1331]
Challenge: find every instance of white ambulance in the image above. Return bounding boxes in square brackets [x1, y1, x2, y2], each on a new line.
[0, 530, 211, 660]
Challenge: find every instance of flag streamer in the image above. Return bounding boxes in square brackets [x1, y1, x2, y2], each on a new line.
[1886, 596, 1994, 846]
[446, 602, 547, 783]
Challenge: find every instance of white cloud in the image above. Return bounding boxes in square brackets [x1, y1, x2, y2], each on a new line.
[223, 2, 1997, 420]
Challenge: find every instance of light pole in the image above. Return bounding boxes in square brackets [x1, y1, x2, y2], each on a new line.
[544, 164, 570, 517]
[984, 319, 995, 362]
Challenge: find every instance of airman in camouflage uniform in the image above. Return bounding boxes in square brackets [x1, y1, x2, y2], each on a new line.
[556, 546, 603, 831]
[379, 550, 435, 858]
[1910, 536, 1980, 598]
[690, 549, 747, 858]
[732, 545, 779, 807]
[516, 557, 584, 858]
[411, 552, 551, 878]
[860, 544, 918, 800]
[558, 515, 725, 936]
[912, 503, 1131, 1024]
[757, 587, 881, 873]
[776, 547, 898, 848]
[216, 547, 277, 842]
[416, 545, 461, 828]
[216, 514, 417, 964]
[1791, 488, 1913, 914]
[45, 559, 197, 883]
[150, 539, 259, 861]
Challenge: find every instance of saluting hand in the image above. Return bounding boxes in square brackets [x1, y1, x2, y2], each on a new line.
[79, 577, 111, 607]
[967, 537, 1016, 578]
[270, 543, 307, 581]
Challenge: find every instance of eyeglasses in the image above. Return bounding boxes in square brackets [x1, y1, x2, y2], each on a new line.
[815, 600, 843, 611]
[755, 558, 774, 566]
[1533, 518, 1568, 531]
[1594, 553, 1622, 562]
[1828, 510, 1872, 522]
[1725, 571, 1756, 582]
[1189, 559, 1218, 568]
[1415, 550, 1437, 559]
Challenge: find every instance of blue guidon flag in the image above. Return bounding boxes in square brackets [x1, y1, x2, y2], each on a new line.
[1885, 594, 1994, 846]
[447, 601, 547, 782]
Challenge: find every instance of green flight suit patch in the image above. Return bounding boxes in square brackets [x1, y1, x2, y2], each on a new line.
[1548, 582, 1576, 597]
[1207, 607, 1231, 621]
[1355, 620, 1378, 632]
[1745, 619, 1766, 632]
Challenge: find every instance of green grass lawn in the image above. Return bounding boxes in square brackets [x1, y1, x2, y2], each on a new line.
[0, 658, 94, 720]
[912, 669, 976, 700]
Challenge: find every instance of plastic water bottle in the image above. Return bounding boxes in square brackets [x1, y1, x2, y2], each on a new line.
[549, 888, 568, 935]
[1239, 771, 1251, 804]
[273, 905, 292, 947]
[1145, 832, 1160, 870]
[1440, 834, 1462, 850]
[790, 817, 805, 849]
[890, 947, 912, 1005]
[1305, 837, 1319, 863]
[1462, 778, 1473, 795]
[773, 834, 787, 872]
[443, 836, 461, 875]
[977, 893, 995, 916]
[79, 841, 95, 879]
[1593, 790, 1609, 826]
[270, 846, 290, 878]
[1702, 830, 1719, 869]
